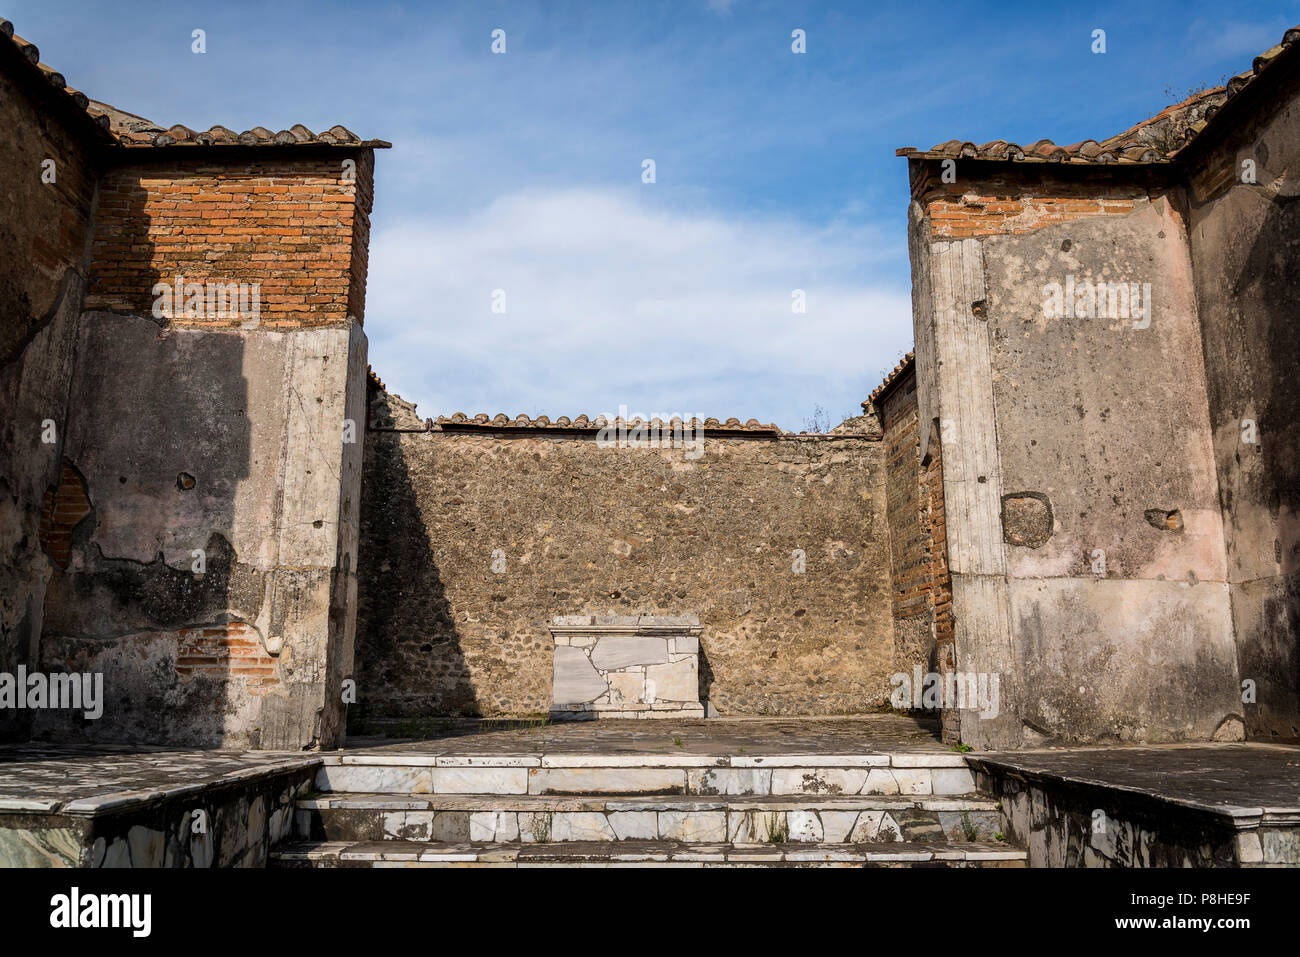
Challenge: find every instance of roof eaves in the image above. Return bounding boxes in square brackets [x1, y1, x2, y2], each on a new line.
[1, 20, 118, 143]
[896, 23, 1298, 169]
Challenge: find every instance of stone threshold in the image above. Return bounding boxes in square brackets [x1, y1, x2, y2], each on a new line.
[273, 838, 1027, 867]
[300, 792, 998, 812]
[319, 751, 971, 768]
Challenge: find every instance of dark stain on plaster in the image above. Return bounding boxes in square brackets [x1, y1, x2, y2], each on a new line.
[52, 532, 265, 638]
[1, 257, 79, 369]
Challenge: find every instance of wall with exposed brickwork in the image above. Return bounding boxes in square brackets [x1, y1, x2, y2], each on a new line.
[353, 387, 896, 722]
[906, 160, 1241, 748]
[35, 309, 368, 749]
[879, 367, 958, 742]
[0, 18, 380, 750]
[912, 165, 1165, 239]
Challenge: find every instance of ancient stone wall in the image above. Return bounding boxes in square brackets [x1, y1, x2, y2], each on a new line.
[354, 389, 896, 721]
[1184, 62, 1300, 740]
[28, 148, 375, 749]
[0, 38, 103, 741]
[905, 162, 1241, 747]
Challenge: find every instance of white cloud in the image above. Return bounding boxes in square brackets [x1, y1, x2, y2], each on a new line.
[364, 188, 912, 430]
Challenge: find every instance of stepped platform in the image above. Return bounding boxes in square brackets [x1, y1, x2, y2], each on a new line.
[2, 717, 1295, 867]
[970, 742, 1300, 867]
[271, 838, 1025, 868]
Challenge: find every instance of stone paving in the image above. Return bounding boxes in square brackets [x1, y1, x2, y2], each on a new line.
[344, 715, 948, 757]
[970, 742, 1300, 817]
[0, 744, 316, 814]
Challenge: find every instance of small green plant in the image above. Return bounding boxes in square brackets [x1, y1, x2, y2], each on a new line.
[960, 810, 979, 842]
[672, 736, 683, 748]
[738, 746, 746, 753]
[994, 831, 1007, 843]
[764, 812, 789, 843]
[950, 743, 973, 753]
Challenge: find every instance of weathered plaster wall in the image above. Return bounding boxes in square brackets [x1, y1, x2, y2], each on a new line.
[35, 313, 367, 749]
[354, 389, 894, 720]
[907, 165, 1241, 747]
[1186, 64, 1300, 740]
[0, 41, 101, 741]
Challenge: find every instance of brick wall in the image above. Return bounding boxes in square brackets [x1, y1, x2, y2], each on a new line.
[37, 461, 92, 570]
[881, 374, 927, 624]
[906, 153, 1240, 747]
[879, 367, 957, 740]
[85, 150, 374, 327]
[924, 434, 957, 743]
[175, 622, 280, 696]
[909, 164, 1171, 239]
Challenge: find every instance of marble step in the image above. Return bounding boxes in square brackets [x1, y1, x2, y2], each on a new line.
[295, 792, 1003, 844]
[315, 752, 977, 797]
[272, 838, 1027, 868]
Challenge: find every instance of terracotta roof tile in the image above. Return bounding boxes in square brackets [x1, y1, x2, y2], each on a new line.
[1, 18, 389, 150]
[432, 413, 782, 434]
[897, 24, 1298, 166]
[1, 20, 116, 141]
[867, 351, 915, 406]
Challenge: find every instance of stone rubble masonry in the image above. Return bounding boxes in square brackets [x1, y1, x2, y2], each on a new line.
[355, 386, 900, 720]
[85, 150, 374, 327]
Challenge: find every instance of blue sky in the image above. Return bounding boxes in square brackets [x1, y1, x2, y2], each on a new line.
[14, 1, 1298, 428]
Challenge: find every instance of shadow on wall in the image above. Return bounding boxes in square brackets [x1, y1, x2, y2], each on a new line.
[1242, 192, 1300, 737]
[352, 386, 477, 729]
[33, 168, 257, 746]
